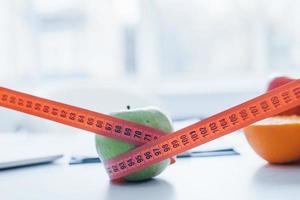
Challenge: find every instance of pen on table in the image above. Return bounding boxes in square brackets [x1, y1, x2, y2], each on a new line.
[176, 148, 239, 158]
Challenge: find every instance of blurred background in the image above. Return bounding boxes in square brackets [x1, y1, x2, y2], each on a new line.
[0, 0, 300, 133]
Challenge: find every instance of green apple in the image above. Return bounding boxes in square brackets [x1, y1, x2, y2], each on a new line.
[95, 107, 173, 181]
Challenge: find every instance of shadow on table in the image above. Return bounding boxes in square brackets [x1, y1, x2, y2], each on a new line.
[249, 163, 300, 199]
[105, 178, 175, 200]
[252, 162, 300, 186]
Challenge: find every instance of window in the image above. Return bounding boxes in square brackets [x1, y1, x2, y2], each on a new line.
[0, 0, 299, 92]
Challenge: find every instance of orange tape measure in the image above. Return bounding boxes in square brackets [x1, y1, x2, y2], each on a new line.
[1, 80, 300, 181]
[0, 87, 166, 145]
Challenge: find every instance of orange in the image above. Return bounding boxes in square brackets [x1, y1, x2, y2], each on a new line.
[243, 116, 300, 164]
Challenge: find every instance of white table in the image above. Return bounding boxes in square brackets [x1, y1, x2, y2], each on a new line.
[0, 130, 299, 200]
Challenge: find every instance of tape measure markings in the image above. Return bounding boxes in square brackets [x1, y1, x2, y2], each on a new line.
[0, 87, 165, 145]
[1, 80, 300, 180]
[104, 80, 300, 179]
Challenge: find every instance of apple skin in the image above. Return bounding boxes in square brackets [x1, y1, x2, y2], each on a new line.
[95, 107, 173, 181]
[267, 76, 293, 91]
[267, 76, 300, 116]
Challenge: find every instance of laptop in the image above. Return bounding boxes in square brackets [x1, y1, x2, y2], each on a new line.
[0, 133, 63, 170]
[0, 154, 63, 170]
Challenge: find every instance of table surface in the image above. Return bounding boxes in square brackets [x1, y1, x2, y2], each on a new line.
[0, 129, 300, 200]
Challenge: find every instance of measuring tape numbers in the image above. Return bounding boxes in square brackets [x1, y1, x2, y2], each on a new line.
[104, 80, 300, 180]
[0, 87, 175, 165]
[1, 80, 300, 180]
[0, 87, 172, 145]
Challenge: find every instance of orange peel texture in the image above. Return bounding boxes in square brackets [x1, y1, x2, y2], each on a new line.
[243, 116, 300, 164]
